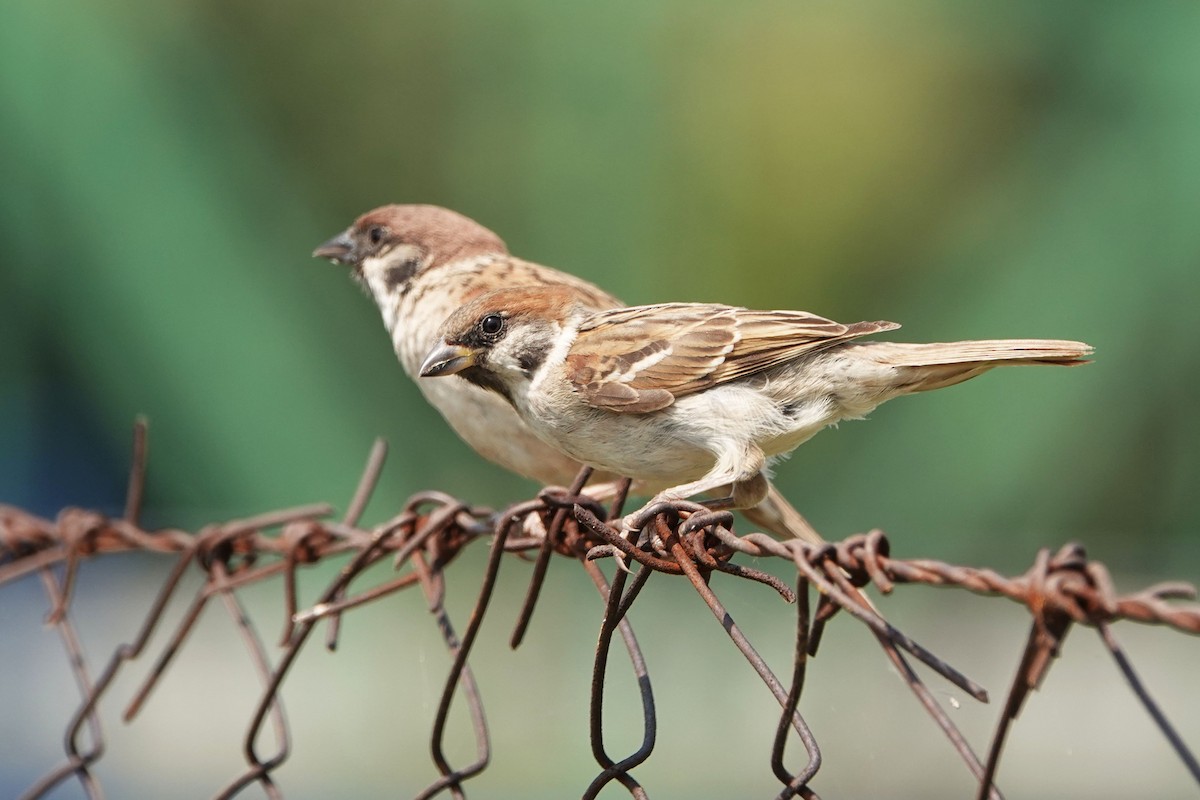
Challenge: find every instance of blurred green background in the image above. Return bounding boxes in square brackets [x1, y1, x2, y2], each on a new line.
[2, 1, 1198, 798]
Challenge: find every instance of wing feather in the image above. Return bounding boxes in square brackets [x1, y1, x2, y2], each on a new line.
[564, 303, 899, 413]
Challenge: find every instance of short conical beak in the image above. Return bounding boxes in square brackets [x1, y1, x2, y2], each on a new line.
[312, 230, 355, 264]
[420, 342, 476, 377]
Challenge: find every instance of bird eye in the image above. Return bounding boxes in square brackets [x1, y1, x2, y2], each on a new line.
[367, 225, 386, 245]
[479, 314, 505, 336]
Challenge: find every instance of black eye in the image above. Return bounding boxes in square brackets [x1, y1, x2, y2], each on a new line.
[367, 225, 386, 245]
[479, 314, 505, 336]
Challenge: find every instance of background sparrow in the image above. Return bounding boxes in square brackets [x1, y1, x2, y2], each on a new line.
[314, 205, 822, 540]
[419, 287, 1093, 530]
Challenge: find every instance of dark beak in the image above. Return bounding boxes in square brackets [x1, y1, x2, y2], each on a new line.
[419, 342, 476, 377]
[312, 230, 355, 264]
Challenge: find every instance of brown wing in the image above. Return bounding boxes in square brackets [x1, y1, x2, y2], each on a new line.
[564, 303, 899, 413]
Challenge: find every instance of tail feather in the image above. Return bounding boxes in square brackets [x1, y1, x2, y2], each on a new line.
[869, 339, 1092, 367]
[862, 339, 1093, 393]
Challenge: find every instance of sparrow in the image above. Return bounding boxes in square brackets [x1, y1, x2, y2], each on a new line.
[418, 287, 1093, 531]
[313, 205, 822, 541]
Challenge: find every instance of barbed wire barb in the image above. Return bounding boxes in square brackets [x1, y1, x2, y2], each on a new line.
[769, 573, 820, 800]
[1097, 621, 1200, 783]
[582, 558, 655, 799]
[18, 569, 106, 800]
[509, 467, 595, 649]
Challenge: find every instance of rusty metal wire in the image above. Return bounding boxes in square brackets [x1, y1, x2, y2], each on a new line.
[2, 420, 1198, 799]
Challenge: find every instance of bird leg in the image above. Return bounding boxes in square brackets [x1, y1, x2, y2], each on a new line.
[621, 447, 767, 533]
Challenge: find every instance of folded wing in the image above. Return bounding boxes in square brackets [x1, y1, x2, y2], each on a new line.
[565, 303, 898, 413]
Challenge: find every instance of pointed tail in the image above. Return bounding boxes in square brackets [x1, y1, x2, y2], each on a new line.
[863, 339, 1093, 392]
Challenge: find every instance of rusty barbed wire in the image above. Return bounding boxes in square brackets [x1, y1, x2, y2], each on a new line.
[2, 420, 1198, 799]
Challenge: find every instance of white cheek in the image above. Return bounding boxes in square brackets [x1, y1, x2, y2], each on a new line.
[529, 321, 578, 395]
[361, 244, 422, 283]
[360, 245, 425, 328]
[360, 255, 391, 295]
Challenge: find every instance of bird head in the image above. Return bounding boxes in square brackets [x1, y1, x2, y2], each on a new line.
[419, 287, 580, 403]
[313, 204, 507, 294]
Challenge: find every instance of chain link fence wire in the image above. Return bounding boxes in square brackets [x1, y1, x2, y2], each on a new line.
[2, 420, 1198, 799]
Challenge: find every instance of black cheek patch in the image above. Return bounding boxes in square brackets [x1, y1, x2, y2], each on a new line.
[383, 259, 420, 293]
[459, 366, 515, 406]
[517, 348, 545, 376]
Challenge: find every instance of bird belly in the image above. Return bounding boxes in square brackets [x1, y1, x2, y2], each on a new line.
[519, 399, 714, 488]
[523, 385, 796, 489]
